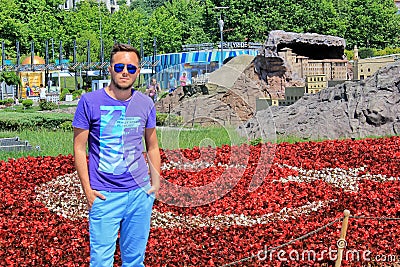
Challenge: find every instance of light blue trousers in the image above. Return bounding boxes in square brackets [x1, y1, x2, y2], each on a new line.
[89, 187, 154, 267]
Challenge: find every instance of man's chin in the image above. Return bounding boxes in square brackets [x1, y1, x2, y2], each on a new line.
[110, 77, 135, 91]
[115, 82, 134, 91]
[116, 85, 132, 91]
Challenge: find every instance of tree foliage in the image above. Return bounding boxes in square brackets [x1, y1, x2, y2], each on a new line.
[0, 0, 400, 61]
[0, 71, 21, 87]
[340, 0, 400, 48]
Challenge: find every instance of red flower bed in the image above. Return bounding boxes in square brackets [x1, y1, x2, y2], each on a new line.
[1, 137, 399, 266]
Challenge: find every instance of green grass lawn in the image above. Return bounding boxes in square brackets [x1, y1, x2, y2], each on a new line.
[0, 129, 73, 160]
[0, 126, 328, 161]
[1, 125, 392, 161]
[0, 103, 333, 161]
[157, 126, 248, 150]
[0, 126, 249, 161]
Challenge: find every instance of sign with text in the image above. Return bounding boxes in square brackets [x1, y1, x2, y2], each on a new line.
[183, 42, 263, 51]
[217, 42, 263, 49]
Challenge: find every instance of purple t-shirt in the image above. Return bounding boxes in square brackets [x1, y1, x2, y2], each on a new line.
[72, 88, 156, 192]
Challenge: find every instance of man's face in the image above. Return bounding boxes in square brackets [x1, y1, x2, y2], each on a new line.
[108, 51, 140, 91]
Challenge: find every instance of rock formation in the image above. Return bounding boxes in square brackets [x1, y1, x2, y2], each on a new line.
[156, 30, 400, 140]
[262, 30, 346, 59]
[238, 60, 400, 140]
[254, 30, 347, 97]
[155, 54, 264, 126]
[155, 30, 348, 126]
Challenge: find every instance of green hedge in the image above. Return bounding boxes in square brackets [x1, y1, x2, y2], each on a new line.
[39, 101, 58, 111]
[0, 112, 73, 131]
[0, 98, 14, 105]
[0, 111, 181, 131]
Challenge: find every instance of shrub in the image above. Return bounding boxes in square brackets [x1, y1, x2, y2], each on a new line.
[344, 50, 354, 60]
[59, 88, 71, 101]
[22, 99, 34, 108]
[72, 89, 84, 99]
[0, 112, 73, 131]
[359, 48, 375, 59]
[156, 113, 183, 126]
[59, 121, 73, 131]
[249, 137, 263, 146]
[39, 100, 58, 111]
[2, 98, 15, 107]
[158, 91, 169, 101]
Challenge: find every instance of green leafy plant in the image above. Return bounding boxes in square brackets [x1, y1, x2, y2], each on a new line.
[59, 121, 73, 131]
[21, 99, 33, 108]
[358, 48, 375, 59]
[249, 137, 263, 146]
[0, 71, 21, 87]
[2, 98, 15, 107]
[158, 91, 169, 100]
[0, 99, 14, 105]
[156, 113, 183, 126]
[39, 100, 58, 111]
[59, 88, 71, 101]
[72, 89, 84, 99]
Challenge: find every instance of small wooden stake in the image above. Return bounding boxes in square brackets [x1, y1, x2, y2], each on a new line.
[335, 210, 351, 267]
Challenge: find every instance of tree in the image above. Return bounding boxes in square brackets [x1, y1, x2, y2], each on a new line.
[62, 0, 109, 62]
[159, 0, 212, 47]
[1, 0, 400, 59]
[339, 0, 400, 48]
[146, 6, 183, 54]
[130, 0, 168, 15]
[104, 6, 147, 49]
[0, 0, 30, 56]
[0, 71, 21, 87]
[217, 0, 269, 42]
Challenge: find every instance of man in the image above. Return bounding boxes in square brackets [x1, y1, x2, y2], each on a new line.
[145, 78, 161, 102]
[39, 84, 47, 101]
[179, 72, 188, 88]
[73, 43, 161, 267]
[25, 83, 31, 97]
[167, 73, 177, 94]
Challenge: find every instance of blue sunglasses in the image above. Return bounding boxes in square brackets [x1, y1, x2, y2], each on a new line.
[113, 63, 138, 74]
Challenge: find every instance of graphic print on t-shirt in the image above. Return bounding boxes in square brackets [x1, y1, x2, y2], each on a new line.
[123, 116, 142, 174]
[99, 106, 127, 175]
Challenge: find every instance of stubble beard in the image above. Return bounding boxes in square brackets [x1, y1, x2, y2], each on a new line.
[111, 76, 135, 91]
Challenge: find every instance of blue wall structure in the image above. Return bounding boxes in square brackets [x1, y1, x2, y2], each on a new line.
[141, 48, 260, 89]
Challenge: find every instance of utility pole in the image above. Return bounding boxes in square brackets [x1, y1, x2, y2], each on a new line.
[152, 37, 157, 76]
[215, 6, 229, 68]
[98, 0, 105, 79]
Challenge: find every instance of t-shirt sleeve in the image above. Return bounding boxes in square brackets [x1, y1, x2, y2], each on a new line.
[145, 105, 156, 129]
[72, 96, 90, 130]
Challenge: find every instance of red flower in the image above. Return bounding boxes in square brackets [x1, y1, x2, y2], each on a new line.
[1, 137, 399, 266]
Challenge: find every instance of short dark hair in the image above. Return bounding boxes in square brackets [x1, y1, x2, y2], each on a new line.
[110, 43, 141, 64]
